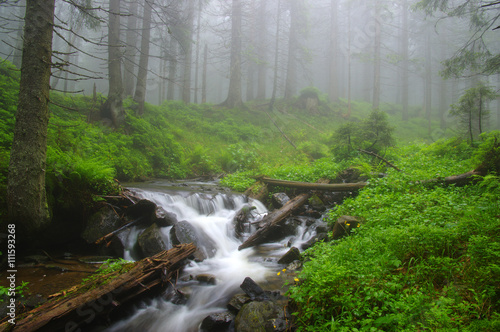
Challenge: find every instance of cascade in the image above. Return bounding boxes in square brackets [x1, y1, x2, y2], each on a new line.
[106, 181, 321, 332]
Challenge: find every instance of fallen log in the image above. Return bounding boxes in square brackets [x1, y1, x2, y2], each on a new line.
[260, 177, 367, 191]
[1, 244, 196, 332]
[239, 193, 310, 250]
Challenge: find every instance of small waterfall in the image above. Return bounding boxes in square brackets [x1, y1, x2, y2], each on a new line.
[106, 183, 319, 332]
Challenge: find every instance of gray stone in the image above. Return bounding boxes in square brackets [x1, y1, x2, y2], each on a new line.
[277, 247, 301, 265]
[82, 207, 122, 244]
[137, 223, 170, 258]
[170, 220, 217, 261]
[200, 311, 234, 331]
[271, 193, 290, 209]
[234, 301, 280, 332]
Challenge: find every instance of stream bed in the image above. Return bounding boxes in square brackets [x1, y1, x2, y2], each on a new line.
[104, 180, 325, 332]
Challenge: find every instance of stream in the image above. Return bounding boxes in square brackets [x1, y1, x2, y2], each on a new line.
[105, 180, 323, 332]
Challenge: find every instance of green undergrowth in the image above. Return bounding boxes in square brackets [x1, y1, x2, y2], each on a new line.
[287, 137, 500, 331]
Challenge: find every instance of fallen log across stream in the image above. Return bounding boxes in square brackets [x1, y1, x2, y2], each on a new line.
[259, 177, 367, 191]
[240, 170, 484, 250]
[0, 244, 196, 332]
[239, 193, 310, 250]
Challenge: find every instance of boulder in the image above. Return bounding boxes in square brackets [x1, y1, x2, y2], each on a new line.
[277, 247, 301, 265]
[332, 215, 361, 240]
[301, 232, 329, 250]
[125, 199, 157, 222]
[137, 224, 170, 258]
[154, 207, 177, 227]
[271, 193, 290, 209]
[227, 293, 251, 314]
[170, 220, 217, 261]
[200, 311, 234, 332]
[234, 301, 281, 332]
[82, 207, 122, 244]
[196, 273, 217, 285]
[240, 277, 269, 301]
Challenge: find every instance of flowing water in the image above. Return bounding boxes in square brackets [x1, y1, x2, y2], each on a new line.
[105, 181, 321, 332]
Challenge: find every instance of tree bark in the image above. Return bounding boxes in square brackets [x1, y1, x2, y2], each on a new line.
[328, 0, 338, 102]
[134, 0, 154, 115]
[238, 193, 310, 250]
[255, 0, 267, 100]
[284, 0, 298, 99]
[220, 0, 243, 108]
[0, 244, 196, 332]
[259, 177, 367, 191]
[104, 0, 124, 127]
[181, 0, 195, 104]
[372, 2, 381, 110]
[269, 0, 282, 112]
[202, 43, 208, 103]
[401, 0, 409, 121]
[7, 0, 55, 236]
[124, 0, 139, 97]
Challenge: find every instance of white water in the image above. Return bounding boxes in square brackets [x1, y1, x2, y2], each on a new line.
[106, 184, 321, 332]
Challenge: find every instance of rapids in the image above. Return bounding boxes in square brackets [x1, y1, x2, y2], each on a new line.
[105, 181, 320, 332]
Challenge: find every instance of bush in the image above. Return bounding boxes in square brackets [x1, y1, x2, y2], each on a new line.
[288, 142, 500, 331]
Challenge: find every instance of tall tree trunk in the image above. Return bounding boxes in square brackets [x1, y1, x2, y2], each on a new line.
[7, 0, 55, 236]
[401, 0, 409, 121]
[439, 30, 449, 130]
[269, 0, 282, 111]
[124, 0, 139, 97]
[372, 3, 381, 110]
[347, 0, 352, 117]
[255, 0, 268, 100]
[134, 0, 153, 115]
[181, 0, 195, 104]
[425, 31, 432, 135]
[12, 0, 26, 68]
[220, 0, 243, 108]
[328, 0, 338, 102]
[246, 0, 257, 101]
[202, 43, 207, 103]
[284, 0, 298, 99]
[194, 0, 202, 104]
[497, 74, 500, 129]
[104, 0, 124, 127]
[167, 38, 178, 101]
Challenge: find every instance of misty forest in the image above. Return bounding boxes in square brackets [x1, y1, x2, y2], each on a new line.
[0, 0, 499, 331]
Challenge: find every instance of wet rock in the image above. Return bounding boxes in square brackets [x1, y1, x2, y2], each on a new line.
[272, 193, 290, 209]
[170, 220, 217, 261]
[308, 194, 325, 211]
[137, 223, 170, 258]
[196, 273, 217, 285]
[286, 260, 303, 271]
[260, 217, 300, 243]
[200, 311, 234, 331]
[277, 247, 301, 265]
[125, 199, 157, 223]
[301, 232, 329, 250]
[332, 215, 361, 240]
[315, 222, 332, 234]
[164, 287, 188, 305]
[240, 277, 269, 301]
[227, 293, 251, 314]
[82, 207, 122, 244]
[234, 301, 281, 332]
[232, 205, 256, 239]
[154, 207, 177, 227]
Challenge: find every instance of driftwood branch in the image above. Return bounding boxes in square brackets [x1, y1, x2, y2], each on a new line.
[358, 149, 402, 172]
[95, 217, 145, 245]
[1, 244, 196, 332]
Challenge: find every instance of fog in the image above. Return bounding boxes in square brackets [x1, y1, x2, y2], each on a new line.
[1, 0, 499, 132]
